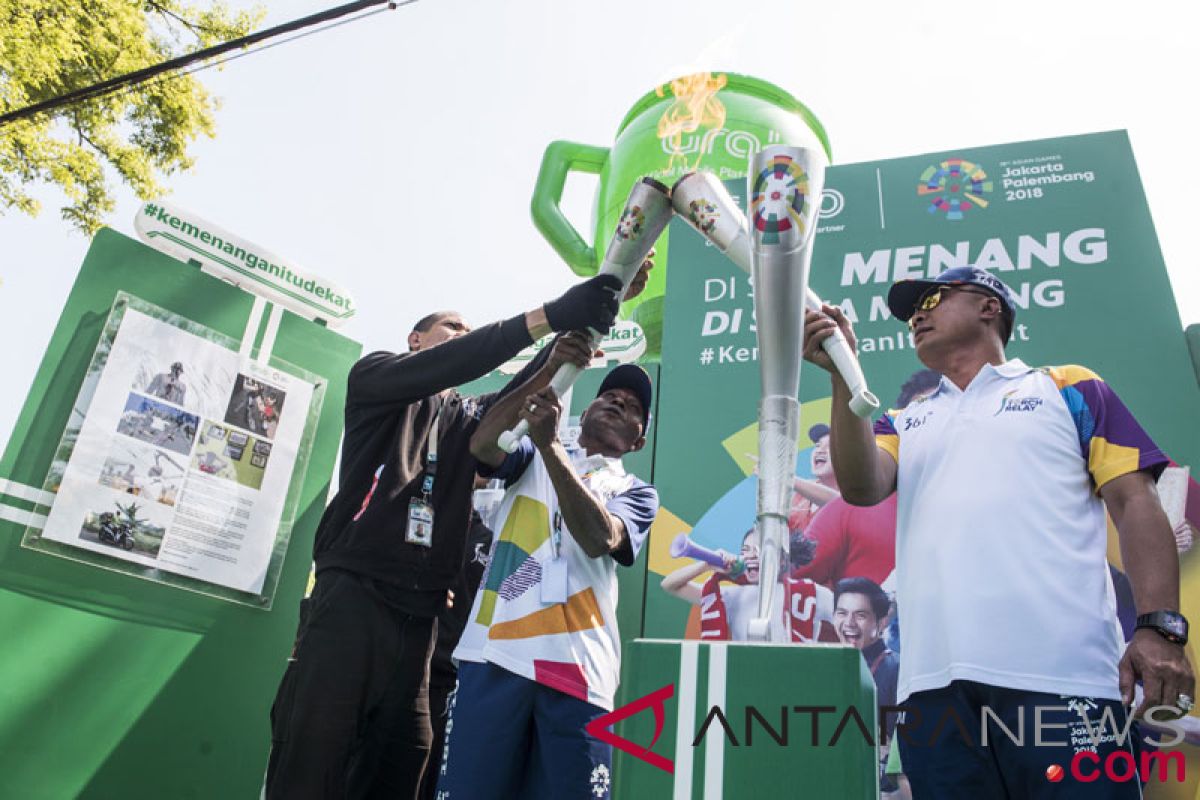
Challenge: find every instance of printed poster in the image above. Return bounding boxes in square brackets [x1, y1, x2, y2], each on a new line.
[30, 294, 319, 598]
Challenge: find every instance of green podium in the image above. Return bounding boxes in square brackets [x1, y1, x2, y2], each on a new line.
[612, 640, 879, 799]
[0, 229, 360, 798]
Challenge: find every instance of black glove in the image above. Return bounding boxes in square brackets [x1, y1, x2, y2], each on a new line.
[543, 274, 622, 334]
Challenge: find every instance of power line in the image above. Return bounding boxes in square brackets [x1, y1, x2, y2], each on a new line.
[109, 2, 400, 113]
[0, 0, 415, 129]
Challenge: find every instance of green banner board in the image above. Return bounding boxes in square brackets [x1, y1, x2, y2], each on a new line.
[0, 229, 360, 798]
[635, 131, 1200, 797]
[4, 130, 1199, 799]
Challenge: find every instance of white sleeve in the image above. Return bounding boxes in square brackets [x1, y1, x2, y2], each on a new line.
[816, 583, 835, 624]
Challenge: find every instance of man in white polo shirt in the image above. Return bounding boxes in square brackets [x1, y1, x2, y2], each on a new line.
[803, 266, 1192, 798]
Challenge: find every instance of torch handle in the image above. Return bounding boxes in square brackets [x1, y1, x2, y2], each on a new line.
[804, 290, 880, 417]
[719, 238, 878, 417]
[496, 361, 587, 453]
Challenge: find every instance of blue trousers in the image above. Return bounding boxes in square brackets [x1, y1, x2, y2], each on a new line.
[435, 660, 612, 800]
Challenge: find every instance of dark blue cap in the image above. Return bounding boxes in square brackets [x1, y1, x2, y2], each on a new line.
[597, 364, 653, 431]
[887, 266, 1017, 335]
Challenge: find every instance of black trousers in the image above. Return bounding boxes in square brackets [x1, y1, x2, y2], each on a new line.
[267, 570, 438, 800]
[418, 678, 456, 800]
[898, 680, 1144, 799]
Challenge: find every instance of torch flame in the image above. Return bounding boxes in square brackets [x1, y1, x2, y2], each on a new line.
[656, 72, 728, 173]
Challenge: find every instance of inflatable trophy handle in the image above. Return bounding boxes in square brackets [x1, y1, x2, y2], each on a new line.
[530, 141, 611, 277]
[496, 360, 584, 453]
[500, 177, 673, 453]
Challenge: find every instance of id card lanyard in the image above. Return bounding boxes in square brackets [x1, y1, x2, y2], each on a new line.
[548, 456, 610, 560]
[422, 403, 441, 498]
[550, 510, 563, 559]
[543, 507, 568, 603]
[405, 402, 442, 548]
[543, 454, 602, 604]
[544, 452, 620, 604]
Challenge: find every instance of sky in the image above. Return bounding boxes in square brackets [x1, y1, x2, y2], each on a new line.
[1, 0, 1198, 448]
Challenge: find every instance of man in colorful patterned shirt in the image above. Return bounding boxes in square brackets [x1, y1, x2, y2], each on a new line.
[435, 354, 659, 800]
[803, 266, 1193, 798]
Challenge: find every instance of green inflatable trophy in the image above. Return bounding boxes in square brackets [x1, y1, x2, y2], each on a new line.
[530, 72, 832, 359]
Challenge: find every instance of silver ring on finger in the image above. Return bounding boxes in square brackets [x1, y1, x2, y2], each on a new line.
[1177, 693, 1194, 712]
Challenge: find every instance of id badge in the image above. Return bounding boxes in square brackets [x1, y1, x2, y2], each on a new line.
[405, 498, 434, 547]
[541, 557, 568, 604]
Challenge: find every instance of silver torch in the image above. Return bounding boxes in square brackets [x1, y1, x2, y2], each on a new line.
[744, 146, 824, 641]
[498, 177, 672, 452]
[671, 170, 879, 418]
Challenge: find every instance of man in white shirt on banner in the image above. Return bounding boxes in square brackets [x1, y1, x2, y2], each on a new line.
[435, 351, 659, 800]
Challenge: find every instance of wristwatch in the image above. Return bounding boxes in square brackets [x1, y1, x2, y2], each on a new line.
[1136, 611, 1189, 645]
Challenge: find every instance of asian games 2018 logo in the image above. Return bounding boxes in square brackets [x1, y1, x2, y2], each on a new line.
[687, 198, 719, 234]
[615, 205, 646, 241]
[749, 154, 810, 244]
[917, 158, 993, 221]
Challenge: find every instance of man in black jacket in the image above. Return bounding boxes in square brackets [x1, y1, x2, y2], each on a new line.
[265, 272, 631, 800]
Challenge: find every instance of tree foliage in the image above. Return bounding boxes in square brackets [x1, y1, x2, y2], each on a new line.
[0, 1, 264, 233]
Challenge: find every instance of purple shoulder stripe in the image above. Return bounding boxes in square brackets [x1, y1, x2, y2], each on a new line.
[873, 413, 898, 437]
[1070, 378, 1168, 479]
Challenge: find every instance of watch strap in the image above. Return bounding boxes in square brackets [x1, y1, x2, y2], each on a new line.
[1135, 610, 1188, 644]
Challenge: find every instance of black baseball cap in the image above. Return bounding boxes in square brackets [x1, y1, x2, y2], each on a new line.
[887, 266, 1017, 339]
[597, 364, 653, 431]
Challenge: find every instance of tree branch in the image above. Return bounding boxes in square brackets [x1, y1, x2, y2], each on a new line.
[145, 1, 221, 40]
